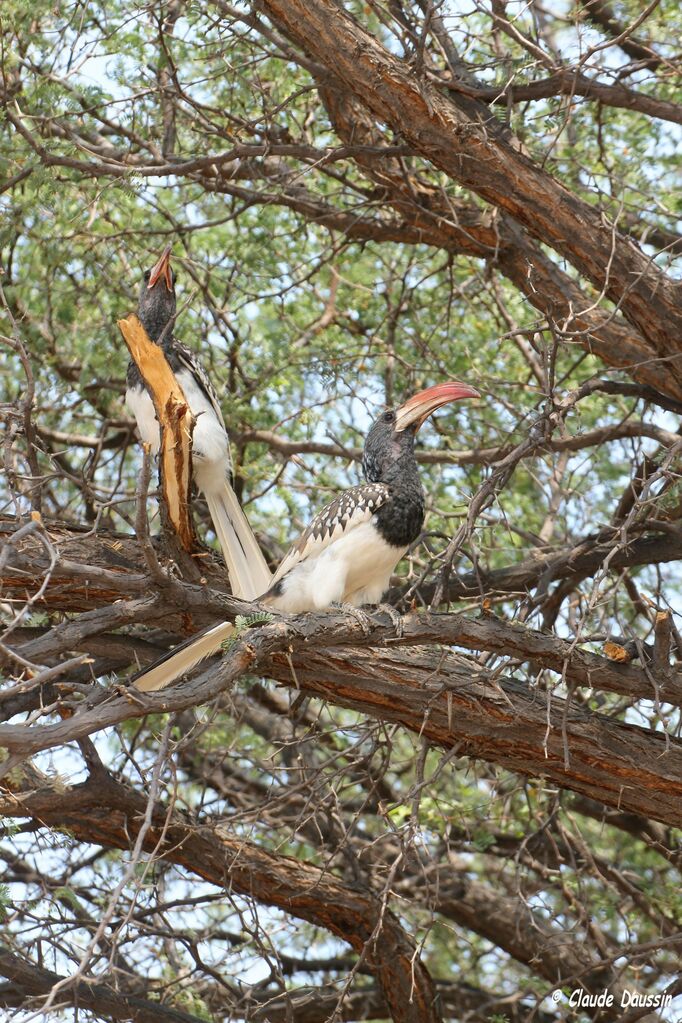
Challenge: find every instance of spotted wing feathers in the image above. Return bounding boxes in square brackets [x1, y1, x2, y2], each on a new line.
[272, 482, 391, 584]
[168, 338, 228, 432]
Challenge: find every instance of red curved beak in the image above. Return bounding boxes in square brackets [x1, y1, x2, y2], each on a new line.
[147, 244, 173, 291]
[394, 381, 480, 433]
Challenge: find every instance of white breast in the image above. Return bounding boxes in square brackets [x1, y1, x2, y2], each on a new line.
[175, 369, 232, 495]
[126, 386, 160, 454]
[126, 371, 232, 497]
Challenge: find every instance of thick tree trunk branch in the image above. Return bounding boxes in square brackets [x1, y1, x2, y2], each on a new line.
[6, 64, 676, 396]
[0, 766, 666, 1019]
[1, 610, 681, 825]
[0, 772, 441, 1023]
[0, 945, 204, 1023]
[238, 980, 558, 1023]
[262, 638, 682, 828]
[2, 4, 679, 1010]
[315, 80, 672, 397]
[6, 512, 682, 625]
[252, 0, 682, 379]
[219, 174, 677, 396]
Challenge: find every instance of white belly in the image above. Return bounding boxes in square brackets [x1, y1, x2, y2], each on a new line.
[126, 385, 161, 454]
[271, 520, 404, 613]
[126, 371, 232, 497]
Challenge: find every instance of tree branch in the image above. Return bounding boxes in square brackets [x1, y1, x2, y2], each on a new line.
[252, 0, 682, 379]
[1, 609, 681, 825]
[0, 945, 205, 1023]
[0, 772, 441, 1023]
[439, 68, 682, 126]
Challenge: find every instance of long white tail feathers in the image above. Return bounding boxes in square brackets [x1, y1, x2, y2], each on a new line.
[133, 621, 234, 692]
[205, 484, 273, 601]
[134, 484, 270, 692]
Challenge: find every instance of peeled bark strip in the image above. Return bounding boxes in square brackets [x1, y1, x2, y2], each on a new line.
[118, 314, 196, 552]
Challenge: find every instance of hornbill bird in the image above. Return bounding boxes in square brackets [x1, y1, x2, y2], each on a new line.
[125, 245, 272, 600]
[133, 380, 479, 692]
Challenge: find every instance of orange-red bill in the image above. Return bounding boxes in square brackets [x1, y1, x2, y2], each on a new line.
[394, 381, 480, 432]
[147, 244, 173, 291]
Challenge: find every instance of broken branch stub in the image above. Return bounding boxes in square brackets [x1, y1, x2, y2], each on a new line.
[117, 313, 197, 552]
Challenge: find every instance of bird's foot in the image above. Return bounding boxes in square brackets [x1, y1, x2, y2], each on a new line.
[376, 602, 404, 638]
[331, 602, 372, 636]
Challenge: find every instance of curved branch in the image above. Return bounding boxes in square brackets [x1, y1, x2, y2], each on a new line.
[440, 69, 682, 126]
[0, 772, 440, 1023]
[0, 945, 204, 1023]
[1, 610, 681, 825]
[251, 0, 682, 376]
[578, 0, 666, 68]
[240, 420, 681, 466]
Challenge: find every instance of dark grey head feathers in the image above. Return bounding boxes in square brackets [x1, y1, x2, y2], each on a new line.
[362, 408, 418, 487]
[137, 255, 177, 344]
[362, 409, 424, 548]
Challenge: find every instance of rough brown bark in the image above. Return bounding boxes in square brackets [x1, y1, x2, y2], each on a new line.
[254, 0, 682, 387]
[0, 515, 230, 614]
[264, 640, 682, 828]
[0, 771, 441, 1023]
[0, 945, 202, 1023]
[2, 5, 680, 1017]
[2, 610, 681, 827]
[314, 82, 674, 397]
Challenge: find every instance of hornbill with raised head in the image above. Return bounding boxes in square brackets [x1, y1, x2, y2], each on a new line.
[125, 245, 272, 600]
[133, 380, 479, 692]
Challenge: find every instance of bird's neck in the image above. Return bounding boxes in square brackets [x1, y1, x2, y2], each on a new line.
[376, 451, 421, 492]
[373, 454, 425, 549]
[138, 307, 174, 345]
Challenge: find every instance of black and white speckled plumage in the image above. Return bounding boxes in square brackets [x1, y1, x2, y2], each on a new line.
[271, 482, 392, 586]
[261, 407, 428, 613]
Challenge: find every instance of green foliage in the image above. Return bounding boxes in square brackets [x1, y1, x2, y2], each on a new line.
[1, 0, 680, 1017]
[53, 886, 85, 914]
[221, 612, 276, 651]
[0, 883, 10, 922]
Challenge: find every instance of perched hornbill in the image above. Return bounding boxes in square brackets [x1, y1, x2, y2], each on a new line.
[125, 245, 272, 600]
[133, 380, 479, 692]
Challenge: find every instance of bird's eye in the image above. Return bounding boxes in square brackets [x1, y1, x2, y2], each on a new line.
[143, 270, 151, 281]
[383, 410, 395, 423]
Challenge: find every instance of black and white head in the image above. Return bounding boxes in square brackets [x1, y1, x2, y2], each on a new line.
[137, 244, 177, 342]
[362, 381, 480, 485]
